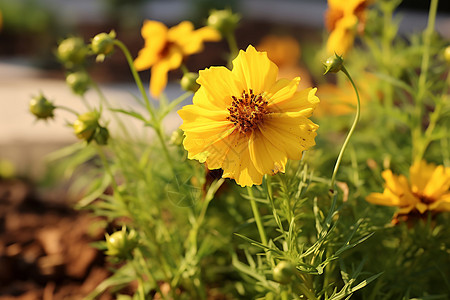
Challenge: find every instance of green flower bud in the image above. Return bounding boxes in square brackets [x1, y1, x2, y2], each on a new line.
[180, 72, 200, 93]
[105, 226, 138, 259]
[73, 111, 100, 142]
[273, 261, 296, 284]
[66, 71, 91, 95]
[57, 37, 88, 68]
[29, 94, 55, 120]
[94, 126, 110, 145]
[170, 129, 184, 146]
[323, 54, 344, 75]
[444, 46, 450, 64]
[91, 31, 116, 62]
[207, 9, 240, 36]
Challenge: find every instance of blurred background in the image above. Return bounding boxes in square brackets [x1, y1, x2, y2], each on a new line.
[0, 0, 449, 299]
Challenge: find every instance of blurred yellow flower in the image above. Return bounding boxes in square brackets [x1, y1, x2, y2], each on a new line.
[256, 34, 312, 90]
[134, 20, 220, 98]
[178, 45, 319, 187]
[366, 160, 450, 220]
[325, 0, 370, 55]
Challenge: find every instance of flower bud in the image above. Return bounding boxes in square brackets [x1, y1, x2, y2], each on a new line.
[73, 111, 100, 142]
[29, 94, 55, 120]
[66, 70, 91, 95]
[105, 226, 138, 259]
[94, 126, 110, 145]
[207, 9, 240, 36]
[323, 54, 344, 75]
[273, 261, 296, 284]
[180, 72, 200, 93]
[170, 129, 184, 146]
[444, 46, 450, 64]
[57, 37, 88, 68]
[91, 31, 116, 62]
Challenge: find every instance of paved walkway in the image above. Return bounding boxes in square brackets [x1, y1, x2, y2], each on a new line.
[0, 59, 186, 178]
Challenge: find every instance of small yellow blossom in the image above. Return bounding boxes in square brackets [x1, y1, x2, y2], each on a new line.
[178, 45, 319, 187]
[325, 0, 370, 56]
[134, 20, 221, 98]
[366, 160, 450, 220]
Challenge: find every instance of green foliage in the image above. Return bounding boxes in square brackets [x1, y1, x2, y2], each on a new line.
[30, 0, 450, 299]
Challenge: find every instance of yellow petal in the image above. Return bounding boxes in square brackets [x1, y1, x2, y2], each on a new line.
[366, 192, 399, 207]
[219, 133, 263, 187]
[423, 165, 450, 200]
[232, 45, 278, 94]
[149, 48, 183, 98]
[266, 77, 300, 109]
[196, 66, 243, 109]
[261, 113, 318, 160]
[270, 87, 319, 115]
[429, 193, 450, 212]
[248, 130, 287, 175]
[326, 15, 357, 56]
[134, 21, 168, 70]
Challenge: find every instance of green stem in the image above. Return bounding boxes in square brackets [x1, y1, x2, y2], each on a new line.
[413, 0, 439, 162]
[330, 66, 361, 191]
[247, 186, 268, 246]
[113, 39, 157, 123]
[55, 105, 79, 116]
[225, 31, 239, 67]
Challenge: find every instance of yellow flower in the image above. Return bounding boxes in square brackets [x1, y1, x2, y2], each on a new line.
[325, 0, 370, 55]
[366, 160, 450, 217]
[178, 45, 319, 187]
[134, 20, 221, 98]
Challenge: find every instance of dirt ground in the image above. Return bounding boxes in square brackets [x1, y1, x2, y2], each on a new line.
[0, 178, 117, 300]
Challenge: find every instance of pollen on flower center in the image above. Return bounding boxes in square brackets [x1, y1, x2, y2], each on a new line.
[226, 89, 269, 134]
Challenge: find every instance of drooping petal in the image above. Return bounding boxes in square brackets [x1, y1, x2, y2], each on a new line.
[149, 48, 183, 98]
[232, 45, 278, 94]
[429, 193, 450, 212]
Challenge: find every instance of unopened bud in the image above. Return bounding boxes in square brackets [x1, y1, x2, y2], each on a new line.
[29, 94, 55, 120]
[273, 261, 296, 284]
[57, 37, 88, 68]
[444, 46, 450, 64]
[180, 72, 200, 93]
[66, 71, 91, 95]
[73, 111, 100, 143]
[105, 226, 138, 259]
[323, 54, 344, 75]
[91, 31, 116, 62]
[207, 9, 240, 36]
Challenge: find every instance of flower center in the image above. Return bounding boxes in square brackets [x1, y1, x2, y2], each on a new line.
[226, 89, 269, 134]
[415, 193, 434, 205]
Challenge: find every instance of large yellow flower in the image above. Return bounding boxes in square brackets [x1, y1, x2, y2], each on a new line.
[366, 160, 450, 217]
[134, 20, 220, 98]
[325, 0, 370, 55]
[178, 45, 319, 187]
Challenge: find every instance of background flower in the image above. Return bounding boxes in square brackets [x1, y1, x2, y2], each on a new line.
[134, 20, 220, 98]
[178, 45, 319, 187]
[366, 160, 450, 220]
[325, 0, 370, 55]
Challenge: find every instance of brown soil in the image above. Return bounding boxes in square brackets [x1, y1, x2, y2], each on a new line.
[0, 178, 114, 300]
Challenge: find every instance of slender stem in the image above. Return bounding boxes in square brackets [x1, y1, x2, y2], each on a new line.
[413, 0, 439, 162]
[55, 105, 79, 116]
[113, 40, 157, 123]
[330, 66, 361, 191]
[225, 32, 239, 67]
[247, 186, 268, 246]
